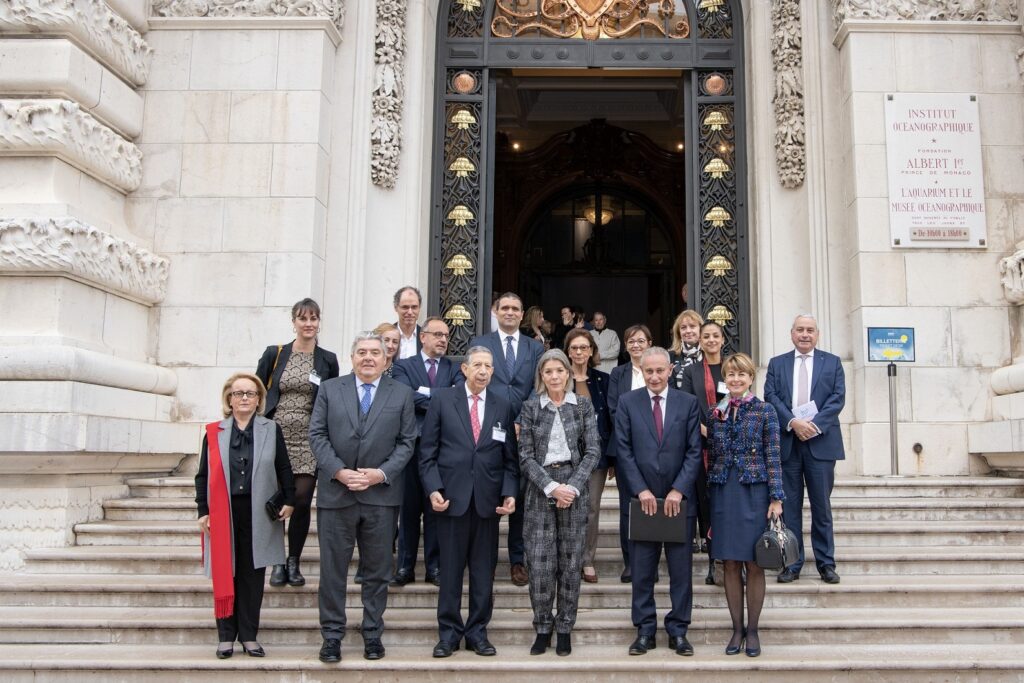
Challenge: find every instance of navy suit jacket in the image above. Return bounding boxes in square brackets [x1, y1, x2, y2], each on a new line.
[419, 386, 519, 519]
[763, 348, 846, 462]
[614, 387, 703, 517]
[392, 354, 464, 434]
[605, 362, 635, 460]
[469, 331, 544, 417]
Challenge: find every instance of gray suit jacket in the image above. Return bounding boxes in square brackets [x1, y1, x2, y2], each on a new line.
[309, 373, 417, 509]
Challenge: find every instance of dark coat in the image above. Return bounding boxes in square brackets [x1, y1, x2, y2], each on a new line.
[763, 349, 846, 462]
[255, 342, 340, 419]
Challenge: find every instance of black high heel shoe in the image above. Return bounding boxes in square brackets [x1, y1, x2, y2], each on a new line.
[241, 642, 266, 657]
[725, 628, 746, 656]
[745, 629, 761, 657]
[556, 633, 571, 656]
[530, 632, 552, 655]
[216, 643, 233, 659]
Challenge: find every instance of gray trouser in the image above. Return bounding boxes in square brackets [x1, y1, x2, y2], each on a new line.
[583, 467, 608, 567]
[318, 503, 398, 640]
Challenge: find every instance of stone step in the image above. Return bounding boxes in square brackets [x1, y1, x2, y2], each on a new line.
[2, 643, 1024, 683]
[21, 544, 1024, 576]
[72, 518, 1024, 548]
[125, 475, 1024, 500]
[102, 495, 1024, 523]
[0, 605, 1020, 647]
[1, 574, 1020, 611]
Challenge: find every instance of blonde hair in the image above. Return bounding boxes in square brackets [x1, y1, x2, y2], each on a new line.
[721, 352, 756, 378]
[373, 322, 399, 336]
[534, 349, 573, 395]
[220, 373, 267, 417]
[669, 309, 705, 354]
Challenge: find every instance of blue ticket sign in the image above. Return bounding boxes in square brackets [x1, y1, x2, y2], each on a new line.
[867, 327, 915, 363]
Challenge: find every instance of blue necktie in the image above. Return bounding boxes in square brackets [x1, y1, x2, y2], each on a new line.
[505, 335, 516, 377]
[360, 383, 373, 415]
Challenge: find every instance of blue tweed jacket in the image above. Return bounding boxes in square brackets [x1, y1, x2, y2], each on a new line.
[706, 397, 786, 502]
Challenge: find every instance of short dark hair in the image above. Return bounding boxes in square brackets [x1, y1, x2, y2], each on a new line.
[291, 298, 321, 320]
[623, 324, 653, 344]
[422, 315, 446, 327]
[564, 328, 598, 368]
[496, 292, 523, 308]
[393, 286, 422, 308]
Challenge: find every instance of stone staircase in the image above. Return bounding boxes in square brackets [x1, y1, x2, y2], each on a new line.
[1, 477, 1024, 681]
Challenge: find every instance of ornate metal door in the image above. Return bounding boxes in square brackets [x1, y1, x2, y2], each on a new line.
[430, 0, 747, 355]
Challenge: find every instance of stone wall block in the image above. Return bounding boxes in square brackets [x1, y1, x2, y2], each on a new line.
[188, 30, 279, 91]
[894, 33, 980, 93]
[162, 252, 266, 307]
[216, 306, 291, 367]
[180, 143, 272, 197]
[910, 367, 992, 423]
[276, 29, 335, 94]
[229, 91, 325, 144]
[904, 253, 1006, 307]
[134, 143, 182, 198]
[140, 91, 231, 144]
[154, 197, 224, 253]
[851, 252, 906, 308]
[221, 198, 317, 252]
[156, 307, 219, 367]
[951, 307, 1011, 368]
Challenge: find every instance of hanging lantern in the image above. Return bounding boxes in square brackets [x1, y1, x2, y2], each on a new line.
[704, 206, 732, 227]
[451, 110, 477, 130]
[705, 255, 734, 277]
[699, 0, 725, 12]
[449, 157, 476, 177]
[456, 0, 480, 10]
[445, 253, 473, 276]
[703, 158, 731, 178]
[447, 205, 474, 226]
[445, 304, 472, 326]
[707, 305, 734, 324]
[703, 110, 728, 130]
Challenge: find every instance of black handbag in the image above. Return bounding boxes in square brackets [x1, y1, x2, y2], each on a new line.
[265, 490, 286, 522]
[754, 514, 798, 570]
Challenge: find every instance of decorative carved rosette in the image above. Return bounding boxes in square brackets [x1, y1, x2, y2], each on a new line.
[771, 0, 805, 189]
[0, 217, 170, 304]
[0, 99, 143, 193]
[0, 0, 152, 86]
[152, 0, 346, 30]
[371, 0, 406, 189]
[831, 0, 1019, 28]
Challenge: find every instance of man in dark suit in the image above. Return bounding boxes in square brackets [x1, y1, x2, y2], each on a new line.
[469, 292, 543, 587]
[764, 314, 846, 585]
[394, 286, 423, 360]
[614, 347, 702, 657]
[419, 346, 518, 658]
[391, 316, 463, 587]
[308, 332, 417, 663]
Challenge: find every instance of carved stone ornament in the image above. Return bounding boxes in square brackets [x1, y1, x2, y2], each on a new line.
[0, 217, 170, 304]
[831, 0, 1019, 28]
[771, 0, 805, 189]
[0, 0, 152, 86]
[0, 99, 143, 194]
[492, 0, 690, 40]
[999, 242, 1024, 305]
[152, 0, 345, 30]
[370, 0, 406, 189]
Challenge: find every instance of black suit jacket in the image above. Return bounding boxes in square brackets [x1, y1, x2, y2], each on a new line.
[419, 386, 519, 519]
[469, 331, 544, 417]
[255, 342, 340, 418]
[678, 360, 724, 428]
[392, 354, 464, 434]
[605, 362, 636, 460]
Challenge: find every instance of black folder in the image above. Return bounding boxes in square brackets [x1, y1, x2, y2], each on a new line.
[628, 499, 688, 543]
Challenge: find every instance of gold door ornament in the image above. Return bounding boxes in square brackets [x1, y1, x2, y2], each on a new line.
[492, 0, 690, 41]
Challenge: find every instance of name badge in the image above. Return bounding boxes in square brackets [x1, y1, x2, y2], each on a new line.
[417, 386, 431, 397]
[309, 372, 321, 386]
[492, 427, 506, 443]
[717, 380, 728, 395]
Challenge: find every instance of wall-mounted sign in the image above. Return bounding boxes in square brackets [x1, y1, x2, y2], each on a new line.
[884, 93, 986, 248]
[867, 327, 915, 363]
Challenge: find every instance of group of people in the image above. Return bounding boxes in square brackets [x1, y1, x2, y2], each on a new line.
[196, 287, 847, 662]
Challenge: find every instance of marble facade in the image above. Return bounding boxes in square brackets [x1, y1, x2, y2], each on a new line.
[0, 0, 1022, 567]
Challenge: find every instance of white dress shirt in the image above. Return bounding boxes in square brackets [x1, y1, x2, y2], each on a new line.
[630, 364, 646, 391]
[647, 386, 669, 413]
[498, 328, 521, 365]
[398, 327, 418, 359]
[539, 393, 580, 497]
[465, 385, 487, 426]
[790, 348, 815, 410]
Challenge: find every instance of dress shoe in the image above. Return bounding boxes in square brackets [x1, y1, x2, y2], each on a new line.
[363, 637, 385, 660]
[556, 632, 572, 656]
[619, 567, 632, 583]
[510, 563, 529, 587]
[390, 569, 414, 587]
[820, 566, 841, 584]
[467, 638, 497, 656]
[582, 567, 598, 584]
[215, 644, 233, 659]
[269, 563, 287, 587]
[628, 634, 656, 655]
[318, 638, 341, 663]
[669, 635, 694, 656]
[432, 640, 457, 658]
[777, 568, 800, 583]
[426, 569, 441, 587]
[286, 556, 305, 587]
[700, 540, 709, 554]
[725, 628, 746, 655]
[705, 562, 716, 585]
[530, 632, 551, 655]
[241, 642, 265, 657]
[745, 629, 761, 657]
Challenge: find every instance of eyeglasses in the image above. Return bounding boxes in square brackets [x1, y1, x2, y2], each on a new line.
[567, 345, 591, 352]
[230, 390, 259, 399]
[626, 339, 650, 347]
[425, 331, 450, 339]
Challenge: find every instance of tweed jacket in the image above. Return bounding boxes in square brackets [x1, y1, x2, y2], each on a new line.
[518, 393, 602, 496]
[706, 397, 786, 502]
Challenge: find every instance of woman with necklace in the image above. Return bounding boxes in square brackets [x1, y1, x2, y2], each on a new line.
[668, 310, 704, 389]
[706, 352, 784, 658]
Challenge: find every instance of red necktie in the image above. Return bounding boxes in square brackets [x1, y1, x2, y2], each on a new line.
[653, 395, 663, 443]
[470, 394, 481, 444]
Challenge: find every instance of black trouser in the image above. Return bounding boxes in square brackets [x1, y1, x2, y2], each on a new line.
[695, 460, 710, 542]
[216, 495, 266, 643]
[288, 474, 316, 558]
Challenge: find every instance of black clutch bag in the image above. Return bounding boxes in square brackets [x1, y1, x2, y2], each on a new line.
[754, 514, 798, 570]
[265, 490, 286, 522]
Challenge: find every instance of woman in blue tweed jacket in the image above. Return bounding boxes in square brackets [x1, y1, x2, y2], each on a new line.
[707, 352, 785, 658]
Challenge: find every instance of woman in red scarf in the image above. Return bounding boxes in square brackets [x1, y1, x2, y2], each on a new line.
[196, 373, 295, 659]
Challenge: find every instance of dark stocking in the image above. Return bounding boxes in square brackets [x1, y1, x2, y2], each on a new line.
[287, 474, 316, 559]
[744, 561, 766, 651]
[723, 560, 745, 649]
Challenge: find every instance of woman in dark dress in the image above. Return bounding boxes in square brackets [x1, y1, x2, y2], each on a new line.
[564, 328, 611, 583]
[707, 353, 784, 658]
[255, 298, 339, 587]
[678, 320, 725, 580]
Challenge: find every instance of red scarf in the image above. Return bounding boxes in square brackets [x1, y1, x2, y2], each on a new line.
[701, 358, 716, 470]
[204, 421, 234, 619]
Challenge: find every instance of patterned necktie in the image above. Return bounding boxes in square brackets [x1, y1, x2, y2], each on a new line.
[427, 358, 437, 387]
[505, 335, 516, 377]
[797, 355, 809, 406]
[360, 383, 373, 415]
[652, 395, 663, 443]
[470, 394, 481, 444]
